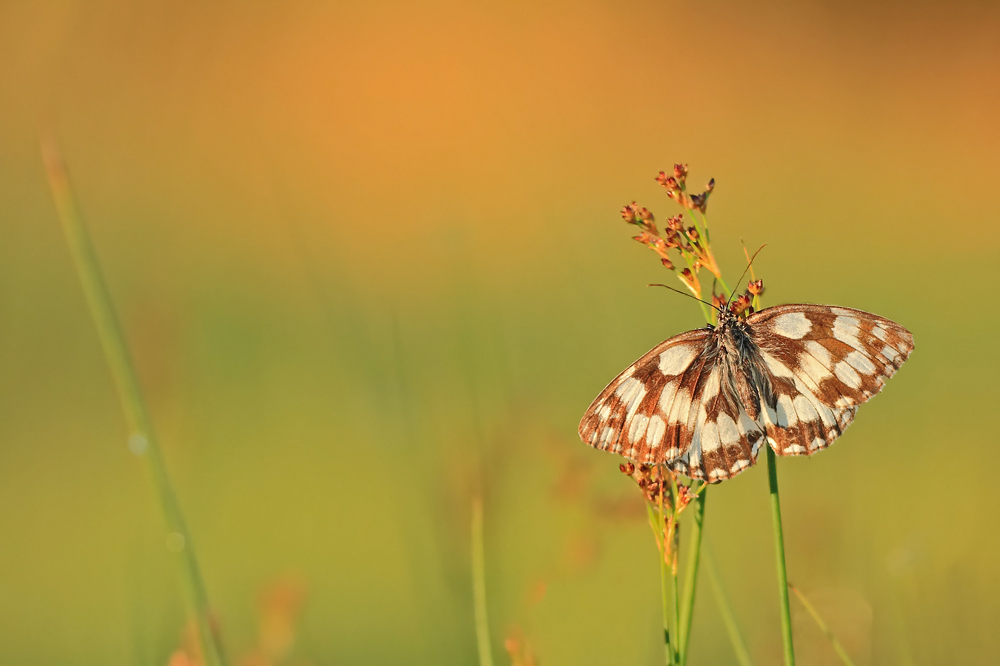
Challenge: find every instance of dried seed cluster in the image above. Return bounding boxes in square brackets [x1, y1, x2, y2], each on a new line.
[619, 164, 766, 321]
[619, 463, 698, 512]
[620, 164, 723, 302]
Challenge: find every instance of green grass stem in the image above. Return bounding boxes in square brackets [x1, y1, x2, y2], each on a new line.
[766, 447, 795, 666]
[471, 495, 494, 666]
[705, 548, 754, 666]
[678, 485, 707, 665]
[789, 584, 855, 666]
[42, 140, 225, 666]
[668, 473, 681, 666]
[655, 486, 674, 665]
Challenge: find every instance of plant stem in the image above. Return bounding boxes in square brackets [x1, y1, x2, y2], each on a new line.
[668, 473, 681, 666]
[678, 485, 707, 665]
[789, 584, 855, 666]
[656, 479, 674, 665]
[471, 495, 494, 666]
[766, 447, 795, 666]
[705, 549, 754, 666]
[42, 141, 225, 666]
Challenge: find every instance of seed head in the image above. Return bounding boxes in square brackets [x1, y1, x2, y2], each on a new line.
[656, 172, 680, 193]
[621, 203, 637, 224]
[730, 293, 752, 315]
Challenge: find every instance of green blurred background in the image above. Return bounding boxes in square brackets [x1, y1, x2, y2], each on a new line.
[2, 1, 999, 664]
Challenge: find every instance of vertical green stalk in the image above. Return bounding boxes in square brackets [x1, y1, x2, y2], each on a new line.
[471, 496, 494, 666]
[705, 549, 754, 666]
[766, 447, 795, 666]
[668, 473, 680, 666]
[42, 142, 225, 666]
[678, 485, 707, 665]
[655, 482, 673, 665]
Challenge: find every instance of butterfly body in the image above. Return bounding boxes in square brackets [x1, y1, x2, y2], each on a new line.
[578, 304, 913, 483]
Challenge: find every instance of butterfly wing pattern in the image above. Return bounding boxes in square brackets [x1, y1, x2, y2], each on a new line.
[578, 304, 913, 483]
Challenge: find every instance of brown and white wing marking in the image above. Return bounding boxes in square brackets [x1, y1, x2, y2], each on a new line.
[578, 329, 712, 465]
[666, 359, 767, 483]
[747, 304, 914, 457]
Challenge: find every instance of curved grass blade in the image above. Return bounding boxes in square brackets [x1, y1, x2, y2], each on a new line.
[705, 548, 754, 666]
[788, 584, 856, 666]
[43, 139, 226, 666]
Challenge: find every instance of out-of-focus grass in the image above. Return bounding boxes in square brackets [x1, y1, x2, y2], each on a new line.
[1, 1, 1000, 664]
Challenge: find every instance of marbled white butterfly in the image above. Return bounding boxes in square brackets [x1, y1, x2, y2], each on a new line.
[578, 304, 913, 483]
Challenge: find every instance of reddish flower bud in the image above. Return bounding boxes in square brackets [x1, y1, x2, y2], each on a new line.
[660, 257, 674, 269]
[657, 173, 679, 193]
[638, 207, 654, 221]
[621, 202, 639, 224]
[730, 293, 752, 314]
[686, 227, 699, 242]
[748, 278, 764, 295]
[705, 177, 715, 192]
[620, 462, 635, 476]
[667, 215, 684, 231]
[674, 163, 688, 181]
[711, 293, 726, 309]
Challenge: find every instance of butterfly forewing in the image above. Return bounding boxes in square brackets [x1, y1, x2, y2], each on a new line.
[579, 302, 913, 483]
[578, 329, 711, 464]
[746, 305, 914, 457]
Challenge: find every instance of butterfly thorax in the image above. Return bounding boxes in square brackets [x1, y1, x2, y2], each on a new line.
[707, 310, 773, 420]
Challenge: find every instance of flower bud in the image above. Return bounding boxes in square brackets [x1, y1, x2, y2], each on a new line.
[674, 163, 688, 181]
[621, 203, 637, 224]
[656, 173, 679, 192]
[748, 278, 764, 295]
[730, 293, 752, 314]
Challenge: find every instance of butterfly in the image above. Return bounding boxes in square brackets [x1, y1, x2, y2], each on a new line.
[578, 303, 914, 483]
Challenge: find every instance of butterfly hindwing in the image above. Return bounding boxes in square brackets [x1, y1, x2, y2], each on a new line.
[666, 360, 765, 482]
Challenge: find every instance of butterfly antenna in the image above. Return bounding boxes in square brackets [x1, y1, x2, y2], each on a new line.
[648, 283, 722, 312]
[726, 244, 767, 307]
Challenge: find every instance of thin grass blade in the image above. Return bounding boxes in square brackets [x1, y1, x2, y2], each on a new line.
[42, 139, 225, 666]
[788, 584, 856, 666]
[705, 548, 754, 666]
[472, 496, 494, 666]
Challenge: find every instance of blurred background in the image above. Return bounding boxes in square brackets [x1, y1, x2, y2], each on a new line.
[2, 1, 999, 664]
